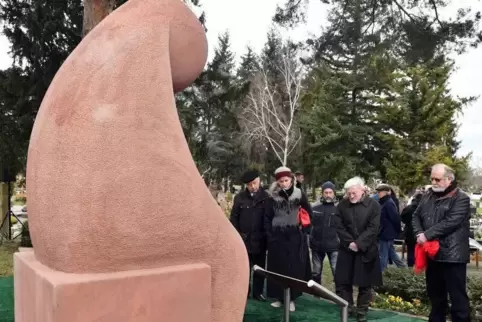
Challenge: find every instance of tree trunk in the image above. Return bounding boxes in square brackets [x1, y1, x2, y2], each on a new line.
[82, 0, 117, 38]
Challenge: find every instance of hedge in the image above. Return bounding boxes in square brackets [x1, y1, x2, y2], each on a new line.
[373, 267, 482, 319]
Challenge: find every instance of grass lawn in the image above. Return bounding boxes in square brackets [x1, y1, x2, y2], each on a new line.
[0, 241, 17, 277]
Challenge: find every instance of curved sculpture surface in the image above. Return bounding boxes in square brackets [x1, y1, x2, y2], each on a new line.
[26, 0, 249, 320]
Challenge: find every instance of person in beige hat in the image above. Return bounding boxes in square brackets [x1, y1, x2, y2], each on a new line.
[265, 166, 312, 312]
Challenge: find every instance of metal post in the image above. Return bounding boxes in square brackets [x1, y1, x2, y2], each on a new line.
[340, 305, 349, 322]
[7, 182, 11, 240]
[283, 287, 291, 322]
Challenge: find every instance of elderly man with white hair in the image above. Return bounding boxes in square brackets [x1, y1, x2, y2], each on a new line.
[334, 176, 382, 322]
[412, 164, 471, 322]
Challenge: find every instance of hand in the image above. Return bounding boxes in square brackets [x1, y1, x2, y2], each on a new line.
[349, 242, 359, 252]
[417, 233, 427, 244]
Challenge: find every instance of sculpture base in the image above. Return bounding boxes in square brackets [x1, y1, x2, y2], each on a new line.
[14, 252, 211, 322]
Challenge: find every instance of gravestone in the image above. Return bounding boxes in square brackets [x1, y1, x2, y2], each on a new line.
[15, 0, 249, 321]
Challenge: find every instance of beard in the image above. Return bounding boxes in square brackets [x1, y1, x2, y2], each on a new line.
[432, 186, 446, 192]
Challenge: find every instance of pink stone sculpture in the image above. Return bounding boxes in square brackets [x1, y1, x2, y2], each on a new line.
[21, 0, 249, 321]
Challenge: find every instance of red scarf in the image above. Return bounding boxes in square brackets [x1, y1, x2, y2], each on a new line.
[414, 240, 440, 274]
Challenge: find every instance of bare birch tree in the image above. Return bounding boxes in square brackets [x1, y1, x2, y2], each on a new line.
[241, 46, 303, 166]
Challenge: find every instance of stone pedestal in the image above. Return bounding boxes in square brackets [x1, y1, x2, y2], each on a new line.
[14, 252, 211, 322]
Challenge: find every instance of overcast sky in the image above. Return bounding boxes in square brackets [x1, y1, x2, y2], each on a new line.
[0, 0, 481, 165]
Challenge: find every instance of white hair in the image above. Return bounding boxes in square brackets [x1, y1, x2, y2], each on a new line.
[432, 163, 455, 180]
[344, 176, 365, 190]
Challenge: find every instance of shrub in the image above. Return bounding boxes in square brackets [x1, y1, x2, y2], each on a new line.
[20, 221, 32, 248]
[375, 267, 428, 304]
[375, 267, 482, 319]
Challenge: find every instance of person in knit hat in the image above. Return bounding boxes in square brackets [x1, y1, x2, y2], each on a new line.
[310, 181, 339, 283]
[265, 166, 312, 312]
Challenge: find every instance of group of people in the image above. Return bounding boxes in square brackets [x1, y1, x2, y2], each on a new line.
[230, 164, 472, 322]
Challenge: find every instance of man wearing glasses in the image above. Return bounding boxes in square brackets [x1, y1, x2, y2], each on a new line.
[412, 164, 471, 322]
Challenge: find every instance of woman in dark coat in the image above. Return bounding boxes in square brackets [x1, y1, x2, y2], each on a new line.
[265, 166, 312, 312]
[335, 177, 382, 322]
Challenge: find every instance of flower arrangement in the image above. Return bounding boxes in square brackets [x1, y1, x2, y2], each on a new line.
[371, 293, 429, 316]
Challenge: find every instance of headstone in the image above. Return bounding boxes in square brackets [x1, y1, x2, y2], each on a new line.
[16, 0, 249, 321]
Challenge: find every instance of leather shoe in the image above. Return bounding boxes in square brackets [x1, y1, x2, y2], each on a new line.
[253, 294, 266, 301]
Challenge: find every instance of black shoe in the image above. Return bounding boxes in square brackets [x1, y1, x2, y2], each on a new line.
[356, 308, 368, 322]
[356, 313, 367, 322]
[348, 306, 356, 318]
[253, 294, 266, 301]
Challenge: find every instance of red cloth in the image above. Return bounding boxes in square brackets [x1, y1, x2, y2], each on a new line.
[414, 240, 440, 274]
[298, 207, 311, 228]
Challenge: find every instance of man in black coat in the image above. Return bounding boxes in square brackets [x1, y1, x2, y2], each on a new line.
[230, 169, 270, 301]
[412, 164, 471, 322]
[401, 192, 422, 267]
[310, 181, 339, 283]
[335, 177, 382, 322]
[295, 171, 304, 190]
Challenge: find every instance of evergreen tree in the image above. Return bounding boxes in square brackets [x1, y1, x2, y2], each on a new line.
[0, 0, 204, 173]
[381, 62, 473, 191]
[177, 32, 242, 185]
[299, 0, 474, 189]
[0, 1, 83, 173]
[274, 0, 482, 54]
[302, 0, 394, 181]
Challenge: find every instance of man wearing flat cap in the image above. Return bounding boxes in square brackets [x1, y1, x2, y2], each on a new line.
[230, 169, 270, 301]
[376, 184, 405, 271]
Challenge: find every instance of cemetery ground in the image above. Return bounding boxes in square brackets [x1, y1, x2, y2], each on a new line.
[1, 241, 481, 321]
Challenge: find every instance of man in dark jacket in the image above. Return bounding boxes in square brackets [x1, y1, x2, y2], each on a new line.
[295, 171, 304, 190]
[311, 181, 339, 283]
[335, 177, 382, 322]
[230, 169, 270, 301]
[376, 184, 406, 271]
[413, 164, 471, 322]
[401, 192, 422, 267]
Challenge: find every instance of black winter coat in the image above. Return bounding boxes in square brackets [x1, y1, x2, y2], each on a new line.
[401, 202, 419, 246]
[264, 183, 312, 300]
[335, 197, 382, 287]
[310, 200, 339, 252]
[412, 187, 471, 263]
[230, 188, 270, 254]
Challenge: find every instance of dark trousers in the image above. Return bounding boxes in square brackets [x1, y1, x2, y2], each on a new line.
[426, 260, 470, 322]
[248, 252, 266, 297]
[311, 250, 338, 282]
[406, 243, 415, 267]
[336, 284, 372, 313]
